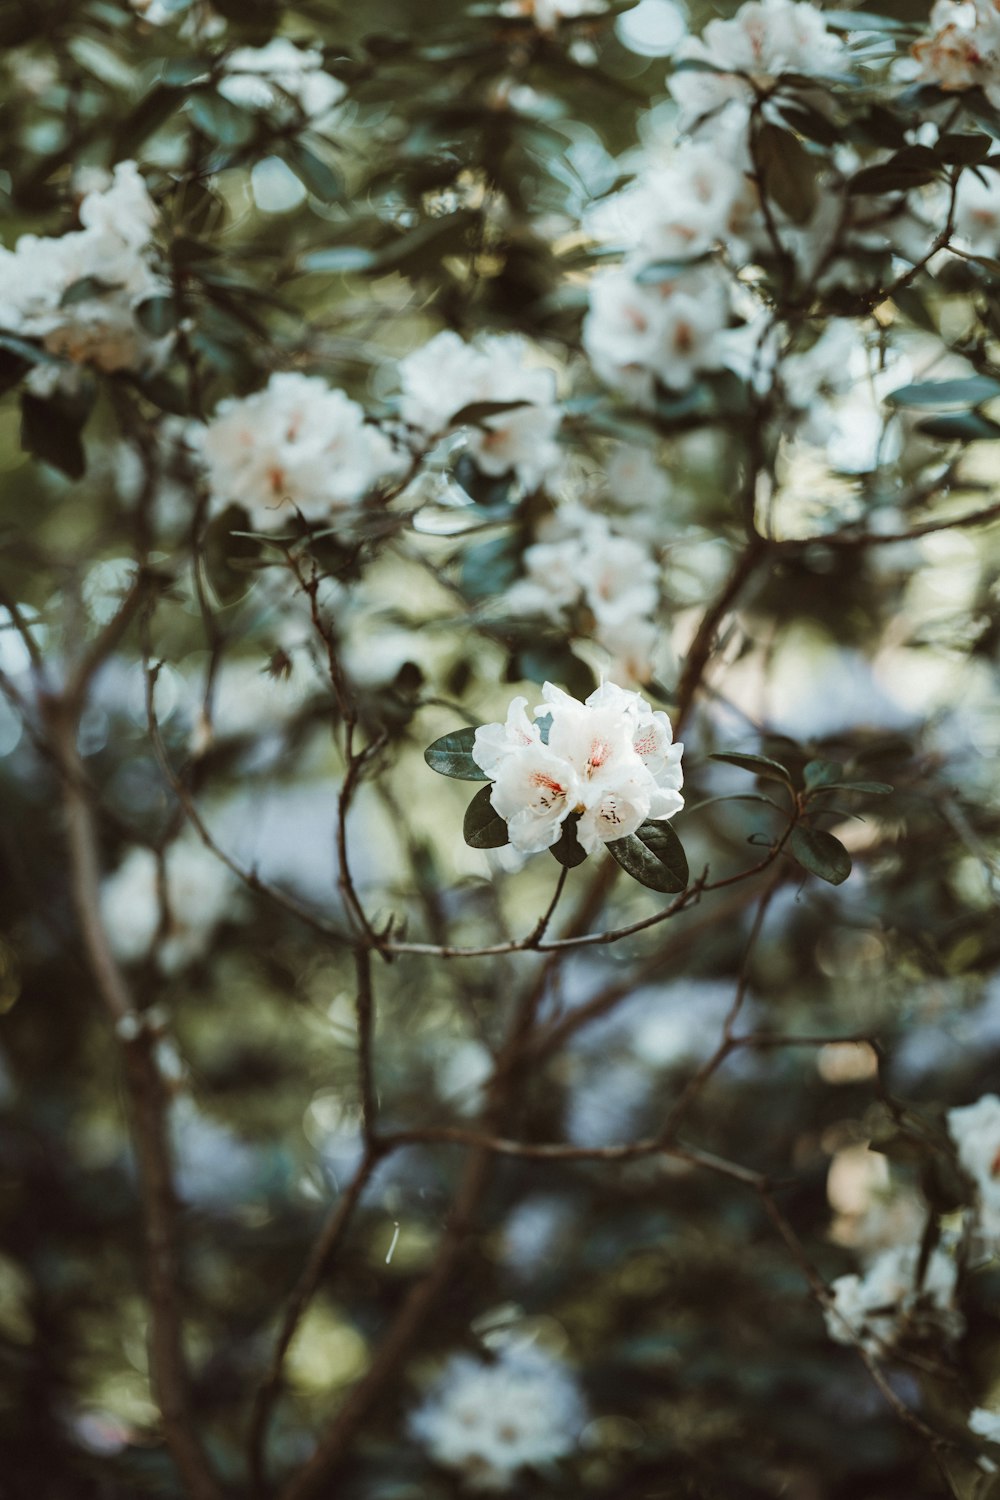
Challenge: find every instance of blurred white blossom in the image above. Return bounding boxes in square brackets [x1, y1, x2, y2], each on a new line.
[199, 372, 404, 529]
[409, 1338, 587, 1488]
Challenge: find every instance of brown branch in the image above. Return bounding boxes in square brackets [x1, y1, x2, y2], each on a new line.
[673, 534, 768, 731]
[50, 699, 222, 1500]
[248, 1148, 384, 1498]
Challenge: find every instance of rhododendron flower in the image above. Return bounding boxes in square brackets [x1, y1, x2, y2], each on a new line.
[583, 264, 730, 405]
[0, 161, 166, 373]
[825, 1242, 964, 1356]
[948, 1093, 1000, 1238]
[911, 0, 1000, 103]
[472, 682, 683, 855]
[670, 0, 847, 131]
[397, 331, 562, 488]
[199, 372, 404, 529]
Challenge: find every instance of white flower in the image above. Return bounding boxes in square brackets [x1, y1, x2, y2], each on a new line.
[505, 507, 661, 681]
[824, 1242, 964, 1357]
[219, 39, 346, 117]
[408, 1339, 587, 1489]
[472, 681, 683, 856]
[199, 372, 404, 529]
[499, 0, 608, 27]
[100, 837, 240, 974]
[954, 166, 1000, 252]
[948, 1093, 1000, 1238]
[670, 0, 847, 131]
[0, 161, 166, 373]
[971, 1407, 1000, 1444]
[397, 331, 562, 488]
[583, 263, 730, 405]
[589, 136, 758, 264]
[911, 0, 1000, 105]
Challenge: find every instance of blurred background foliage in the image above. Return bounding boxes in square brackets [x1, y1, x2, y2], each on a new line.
[2, 0, 1000, 1498]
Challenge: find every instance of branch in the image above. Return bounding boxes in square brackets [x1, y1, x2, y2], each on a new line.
[50, 698, 222, 1500]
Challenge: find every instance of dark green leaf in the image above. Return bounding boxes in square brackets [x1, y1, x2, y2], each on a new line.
[887, 375, 1000, 406]
[917, 410, 1000, 441]
[20, 392, 87, 480]
[135, 297, 178, 337]
[790, 825, 852, 884]
[463, 784, 509, 849]
[607, 818, 688, 893]
[755, 122, 817, 224]
[550, 814, 588, 868]
[60, 276, 119, 307]
[710, 751, 793, 785]
[201, 504, 261, 605]
[424, 727, 489, 781]
[449, 399, 531, 427]
[936, 132, 993, 165]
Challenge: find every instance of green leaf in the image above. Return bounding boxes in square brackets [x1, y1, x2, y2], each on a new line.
[710, 752, 793, 785]
[810, 780, 893, 796]
[20, 392, 87, 479]
[449, 399, 531, 427]
[282, 140, 344, 202]
[606, 819, 688, 893]
[916, 410, 1000, 441]
[298, 247, 377, 274]
[60, 276, 119, 307]
[634, 254, 714, 283]
[803, 759, 844, 789]
[201, 504, 261, 605]
[461, 534, 521, 601]
[936, 132, 993, 165]
[755, 122, 817, 225]
[188, 90, 257, 146]
[135, 297, 178, 337]
[424, 727, 489, 781]
[848, 145, 939, 195]
[550, 814, 588, 868]
[463, 784, 509, 849]
[887, 375, 1000, 407]
[790, 826, 852, 884]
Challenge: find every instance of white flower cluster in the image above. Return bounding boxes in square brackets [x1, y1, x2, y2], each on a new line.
[912, 0, 1000, 107]
[0, 161, 165, 374]
[825, 1242, 964, 1357]
[472, 681, 683, 855]
[948, 1093, 1000, 1239]
[218, 38, 346, 118]
[199, 371, 404, 530]
[582, 0, 849, 405]
[408, 1339, 587, 1490]
[504, 506, 660, 681]
[397, 331, 562, 489]
[670, 0, 847, 132]
[100, 836, 241, 974]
